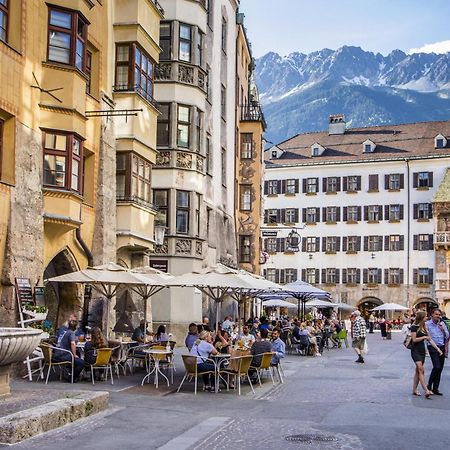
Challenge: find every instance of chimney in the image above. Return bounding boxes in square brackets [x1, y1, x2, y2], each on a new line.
[329, 114, 346, 135]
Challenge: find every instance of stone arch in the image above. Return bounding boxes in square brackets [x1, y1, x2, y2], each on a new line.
[413, 297, 438, 314]
[357, 296, 383, 318]
[44, 247, 80, 329]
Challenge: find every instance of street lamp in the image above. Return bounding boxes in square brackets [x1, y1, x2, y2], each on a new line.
[154, 210, 167, 246]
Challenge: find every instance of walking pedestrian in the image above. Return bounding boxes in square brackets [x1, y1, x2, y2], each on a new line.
[379, 317, 387, 339]
[368, 313, 375, 334]
[410, 311, 436, 398]
[350, 310, 367, 363]
[426, 308, 449, 395]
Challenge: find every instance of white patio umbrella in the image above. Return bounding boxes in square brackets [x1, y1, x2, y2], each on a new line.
[371, 303, 409, 311]
[305, 298, 338, 308]
[334, 302, 355, 311]
[262, 299, 297, 308]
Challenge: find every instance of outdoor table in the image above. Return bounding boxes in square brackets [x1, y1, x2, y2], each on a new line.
[141, 348, 172, 388]
[117, 340, 137, 374]
[211, 353, 231, 392]
[76, 341, 86, 358]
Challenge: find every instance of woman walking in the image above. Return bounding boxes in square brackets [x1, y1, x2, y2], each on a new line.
[410, 311, 442, 398]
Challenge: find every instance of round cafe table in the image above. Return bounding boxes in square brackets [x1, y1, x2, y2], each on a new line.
[211, 353, 231, 392]
[141, 348, 172, 388]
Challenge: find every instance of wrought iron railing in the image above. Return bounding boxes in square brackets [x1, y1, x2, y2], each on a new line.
[240, 103, 265, 124]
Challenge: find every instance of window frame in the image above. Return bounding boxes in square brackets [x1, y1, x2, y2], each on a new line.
[266, 238, 277, 253]
[159, 22, 172, 61]
[179, 23, 192, 63]
[156, 103, 171, 148]
[306, 207, 317, 224]
[388, 268, 401, 285]
[153, 189, 169, 228]
[347, 268, 358, 284]
[325, 268, 336, 284]
[266, 268, 277, 283]
[368, 235, 382, 252]
[239, 235, 251, 263]
[388, 173, 401, 190]
[368, 205, 380, 221]
[326, 206, 337, 222]
[0, 0, 9, 43]
[306, 178, 318, 193]
[389, 204, 401, 221]
[239, 184, 252, 211]
[268, 180, 278, 195]
[347, 175, 359, 192]
[306, 268, 317, 285]
[240, 133, 253, 159]
[176, 190, 190, 234]
[347, 206, 359, 222]
[418, 203, 430, 219]
[325, 236, 337, 253]
[418, 268, 431, 284]
[347, 236, 358, 252]
[418, 172, 430, 188]
[306, 237, 317, 253]
[326, 177, 338, 192]
[285, 208, 296, 223]
[177, 104, 191, 148]
[368, 268, 379, 284]
[389, 235, 400, 251]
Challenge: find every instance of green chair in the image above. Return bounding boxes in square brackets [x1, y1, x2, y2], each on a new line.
[336, 329, 348, 348]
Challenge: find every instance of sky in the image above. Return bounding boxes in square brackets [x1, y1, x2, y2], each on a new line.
[239, 0, 450, 58]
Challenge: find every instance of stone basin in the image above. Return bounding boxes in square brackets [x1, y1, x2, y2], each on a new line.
[0, 328, 43, 396]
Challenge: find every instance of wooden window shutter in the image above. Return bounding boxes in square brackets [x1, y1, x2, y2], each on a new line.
[294, 209, 299, 223]
[316, 208, 320, 221]
[316, 237, 320, 251]
[429, 172, 433, 187]
[336, 237, 341, 252]
[279, 269, 285, 284]
[293, 269, 298, 282]
[384, 235, 390, 251]
[343, 207, 348, 222]
[264, 210, 269, 223]
[335, 269, 340, 284]
[280, 209, 286, 223]
[429, 269, 434, 284]
[369, 174, 378, 190]
[364, 236, 368, 251]
[428, 234, 434, 249]
[378, 205, 383, 220]
[322, 177, 327, 193]
[356, 269, 361, 284]
[413, 235, 418, 250]
[363, 269, 368, 284]
[413, 269, 418, 284]
[280, 238, 286, 252]
[364, 206, 368, 221]
[321, 268, 326, 284]
[315, 269, 319, 283]
[400, 174, 404, 189]
[413, 204, 418, 219]
[377, 268, 382, 284]
[322, 237, 326, 251]
[400, 269, 404, 284]
[322, 207, 327, 222]
[263, 239, 268, 252]
[281, 180, 286, 194]
[357, 236, 362, 251]
[400, 235, 405, 250]
[342, 176, 348, 191]
[342, 236, 347, 251]
[400, 204, 404, 220]
[295, 179, 299, 193]
[302, 208, 306, 223]
[302, 238, 306, 252]
[357, 176, 361, 191]
[263, 269, 267, 278]
[428, 204, 433, 219]
[276, 238, 281, 252]
[302, 178, 307, 193]
[336, 177, 341, 191]
[276, 209, 281, 223]
[385, 205, 389, 219]
[342, 269, 347, 284]
[413, 173, 418, 188]
[277, 180, 282, 194]
[357, 206, 362, 221]
[384, 269, 389, 284]
[275, 270, 280, 284]
[264, 181, 269, 195]
[384, 174, 389, 189]
[336, 207, 341, 222]
[301, 269, 306, 281]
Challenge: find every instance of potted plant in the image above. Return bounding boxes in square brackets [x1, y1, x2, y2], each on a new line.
[22, 305, 48, 321]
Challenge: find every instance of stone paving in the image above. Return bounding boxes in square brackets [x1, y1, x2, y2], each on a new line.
[3, 332, 450, 449]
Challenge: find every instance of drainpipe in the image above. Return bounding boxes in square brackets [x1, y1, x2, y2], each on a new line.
[405, 158, 411, 308]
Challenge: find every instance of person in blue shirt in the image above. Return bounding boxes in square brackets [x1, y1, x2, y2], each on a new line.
[426, 308, 449, 395]
[271, 328, 285, 365]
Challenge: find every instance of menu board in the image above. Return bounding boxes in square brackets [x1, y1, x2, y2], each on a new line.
[15, 278, 35, 307]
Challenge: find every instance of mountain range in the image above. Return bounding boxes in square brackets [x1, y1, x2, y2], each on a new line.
[254, 46, 450, 144]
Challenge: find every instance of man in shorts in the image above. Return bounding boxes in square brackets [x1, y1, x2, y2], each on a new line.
[351, 310, 367, 363]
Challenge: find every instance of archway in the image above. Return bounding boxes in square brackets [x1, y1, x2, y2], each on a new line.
[44, 248, 79, 330]
[413, 297, 438, 315]
[358, 297, 382, 319]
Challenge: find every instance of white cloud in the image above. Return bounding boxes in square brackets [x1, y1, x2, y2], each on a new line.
[409, 40, 450, 54]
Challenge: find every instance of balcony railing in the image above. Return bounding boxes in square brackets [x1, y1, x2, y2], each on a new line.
[155, 62, 207, 93]
[434, 232, 450, 245]
[240, 103, 266, 127]
[151, 0, 165, 15]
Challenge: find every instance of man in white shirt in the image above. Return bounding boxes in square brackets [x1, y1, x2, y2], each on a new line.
[238, 325, 255, 348]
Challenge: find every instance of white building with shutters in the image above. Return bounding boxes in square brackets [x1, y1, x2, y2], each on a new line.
[262, 117, 450, 316]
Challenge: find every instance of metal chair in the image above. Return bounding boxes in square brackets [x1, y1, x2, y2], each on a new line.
[249, 352, 275, 386]
[40, 344, 74, 384]
[177, 355, 215, 395]
[218, 354, 255, 396]
[87, 348, 114, 385]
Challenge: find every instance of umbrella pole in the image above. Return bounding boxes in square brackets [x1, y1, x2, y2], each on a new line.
[216, 300, 220, 333]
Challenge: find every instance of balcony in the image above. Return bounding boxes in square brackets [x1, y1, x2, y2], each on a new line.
[154, 150, 205, 173]
[240, 103, 266, 127]
[434, 232, 450, 247]
[155, 62, 207, 93]
[113, 84, 160, 111]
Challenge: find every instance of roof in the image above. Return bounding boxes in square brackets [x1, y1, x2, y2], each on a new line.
[434, 168, 450, 203]
[265, 120, 450, 167]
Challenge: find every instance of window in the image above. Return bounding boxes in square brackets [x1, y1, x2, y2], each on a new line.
[221, 147, 226, 186]
[389, 235, 400, 251]
[326, 177, 339, 193]
[179, 23, 192, 62]
[326, 206, 337, 222]
[240, 133, 253, 159]
[368, 174, 379, 191]
[268, 180, 279, 195]
[0, 0, 8, 43]
[221, 85, 226, 118]
[389, 204, 401, 221]
[285, 208, 296, 223]
[364, 144, 372, 153]
[306, 178, 318, 193]
[205, 135, 212, 174]
[156, 103, 170, 147]
[286, 179, 296, 194]
[415, 203, 432, 220]
[414, 172, 433, 188]
[195, 193, 201, 237]
[176, 190, 189, 234]
[115, 43, 155, 102]
[306, 237, 317, 253]
[347, 176, 360, 192]
[153, 189, 169, 227]
[368, 268, 379, 284]
[368, 205, 380, 222]
[43, 131, 83, 193]
[388, 268, 401, 285]
[207, 0, 213, 27]
[325, 236, 338, 253]
[271, 150, 277, 159]
[416, 234, 432, 251]
[347, 206, 359, 222]
[159, 22, 171, 60]
[265, 238, 277, 253]
[47, 7, 88, 72]
[306, 207, 317, 224]
[221, 17, 227, 52]
[196, 31, 203, 66]
[416, 268, 432, 285]
[239, 235, 251, 263]
[268, 209, 278, 224]
[347, 268, 358, 284]
[85, 50, 92, 94]
[306, 268, 317, 284]
[285, 269, 297, 284]
[325, 268, 337, 284]
[195, 110, 203, 153]
[177, 105, 190, 148]
[239, 185, 251, 211]
[387, 173, 402, 190]
[368, 235, 382, 252]
[266, 268, 277, 283]
[436, 138, 444, 148]
[312, 147, 321, 156]
[347, 236, 359, 252]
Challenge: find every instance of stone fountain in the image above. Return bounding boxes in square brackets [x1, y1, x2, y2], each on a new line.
[0, 328, 43, 396]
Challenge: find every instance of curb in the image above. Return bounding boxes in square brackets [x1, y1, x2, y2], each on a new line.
[0, 391, 109, 444]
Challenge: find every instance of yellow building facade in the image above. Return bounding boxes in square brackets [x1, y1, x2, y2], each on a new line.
[0, 0, 162, 332]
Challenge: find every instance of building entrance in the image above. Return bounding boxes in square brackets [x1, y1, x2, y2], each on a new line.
[358, 297, 382, 319]
[414, 297, 438, 315]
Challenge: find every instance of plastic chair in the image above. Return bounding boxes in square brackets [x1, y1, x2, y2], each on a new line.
[125, 343, 152, 374]
[336, 329, 348, 348]
[177, 355, 215, 395]
[40, 344, 74, 384]
[250, 352, 275, 386]
[218, 355, 255, 396]
[88, 348, 114, 385]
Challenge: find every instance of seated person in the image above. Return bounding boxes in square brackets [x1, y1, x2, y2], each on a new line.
[249, 320, 260, 337]
[214, 330, 232, 354]
[221, 316, 234, 335]
[131, 319, 153, 345]
[185, 323, 199, 351]
[190, 331, 218, 391]
[237, 325, 255, 348]
[250, 328, 272, 368]
[271, 328, 286, 365]
[154, 324, 170, 343]
[53, 319, 85, 382]
[305, 321, 321, 356]
[84, 327, 107, 366]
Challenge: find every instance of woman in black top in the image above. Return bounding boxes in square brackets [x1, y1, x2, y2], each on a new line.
[410, 311, 441, 398]
[84, 327, 107, 366]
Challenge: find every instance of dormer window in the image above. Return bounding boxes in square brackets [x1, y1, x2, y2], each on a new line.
[311, 143, 325, 156]
[363, 139, 376, 153]
[271, 150, 277, 158]
[268, 145, 283, 160]
[435, 134, 447, 148]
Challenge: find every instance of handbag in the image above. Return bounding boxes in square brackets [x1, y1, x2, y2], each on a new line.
[403, 334, 412, 350]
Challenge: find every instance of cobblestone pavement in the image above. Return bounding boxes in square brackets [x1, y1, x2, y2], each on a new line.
[4, 332, 450, 450]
